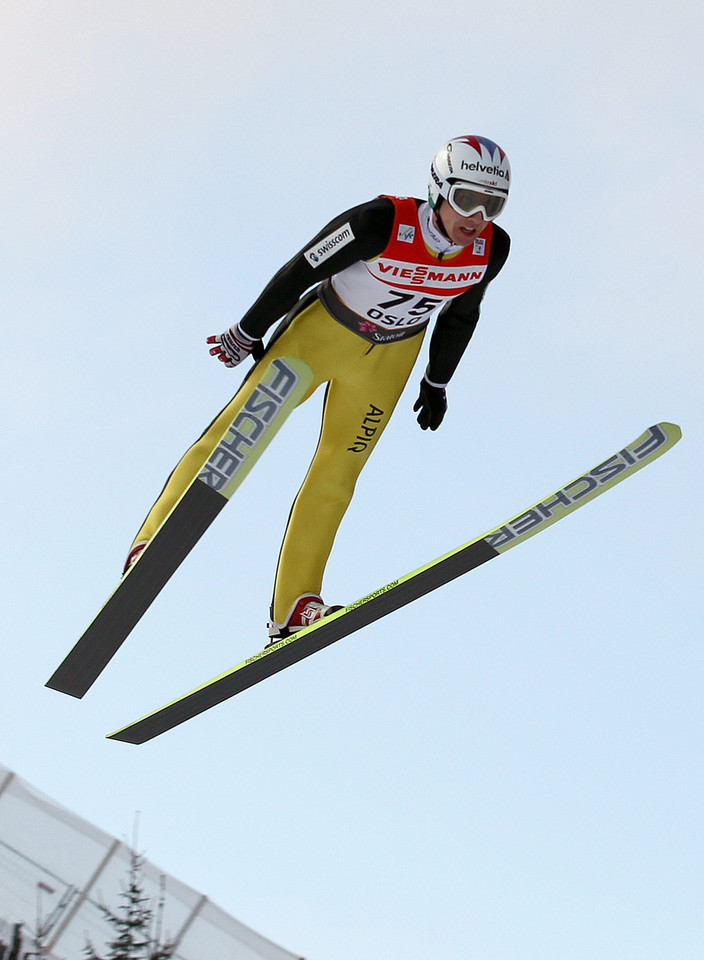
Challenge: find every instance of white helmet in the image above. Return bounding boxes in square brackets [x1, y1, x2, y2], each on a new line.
[429, 135, 511, 220]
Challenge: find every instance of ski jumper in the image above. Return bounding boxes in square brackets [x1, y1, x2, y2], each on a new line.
[130, 196, 510, 624]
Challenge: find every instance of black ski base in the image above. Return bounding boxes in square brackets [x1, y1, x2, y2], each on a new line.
[47, 481, 227, 698]
[109, 538, 499, 743]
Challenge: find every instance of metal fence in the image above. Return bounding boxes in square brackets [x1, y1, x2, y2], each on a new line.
[0, 763, 302, 960]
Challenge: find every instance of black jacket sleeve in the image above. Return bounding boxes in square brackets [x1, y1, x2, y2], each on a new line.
[424, 224, 510, 385]
[238, 197, 395, 339]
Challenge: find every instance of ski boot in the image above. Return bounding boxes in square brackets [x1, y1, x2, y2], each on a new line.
[123, 541, 149, 575]
[267, 594, 343, 645]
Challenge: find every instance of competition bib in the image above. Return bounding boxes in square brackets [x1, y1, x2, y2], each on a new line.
[326, 196, 493, 342]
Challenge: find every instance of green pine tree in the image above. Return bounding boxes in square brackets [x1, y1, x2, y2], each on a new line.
[85, 848, 174, 960]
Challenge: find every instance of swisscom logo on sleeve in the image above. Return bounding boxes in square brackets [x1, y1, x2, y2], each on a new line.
[305, 223, 355, 267]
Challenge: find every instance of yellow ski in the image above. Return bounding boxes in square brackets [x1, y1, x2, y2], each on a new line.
[109, 422, 681, 744]
[47, 357, 313, 699]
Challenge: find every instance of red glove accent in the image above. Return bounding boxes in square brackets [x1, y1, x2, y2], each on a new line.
[207, 323, 258, 368]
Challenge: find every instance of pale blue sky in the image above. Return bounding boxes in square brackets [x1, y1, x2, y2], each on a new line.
[1, 2, 702, 958]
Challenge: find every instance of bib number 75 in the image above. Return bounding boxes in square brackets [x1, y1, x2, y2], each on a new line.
[366, 290, 443, 327]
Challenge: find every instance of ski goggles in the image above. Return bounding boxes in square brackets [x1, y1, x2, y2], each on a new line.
[446, 183, 508, 220]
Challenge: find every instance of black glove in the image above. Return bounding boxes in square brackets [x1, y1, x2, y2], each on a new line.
[413, 377, 447, 431]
